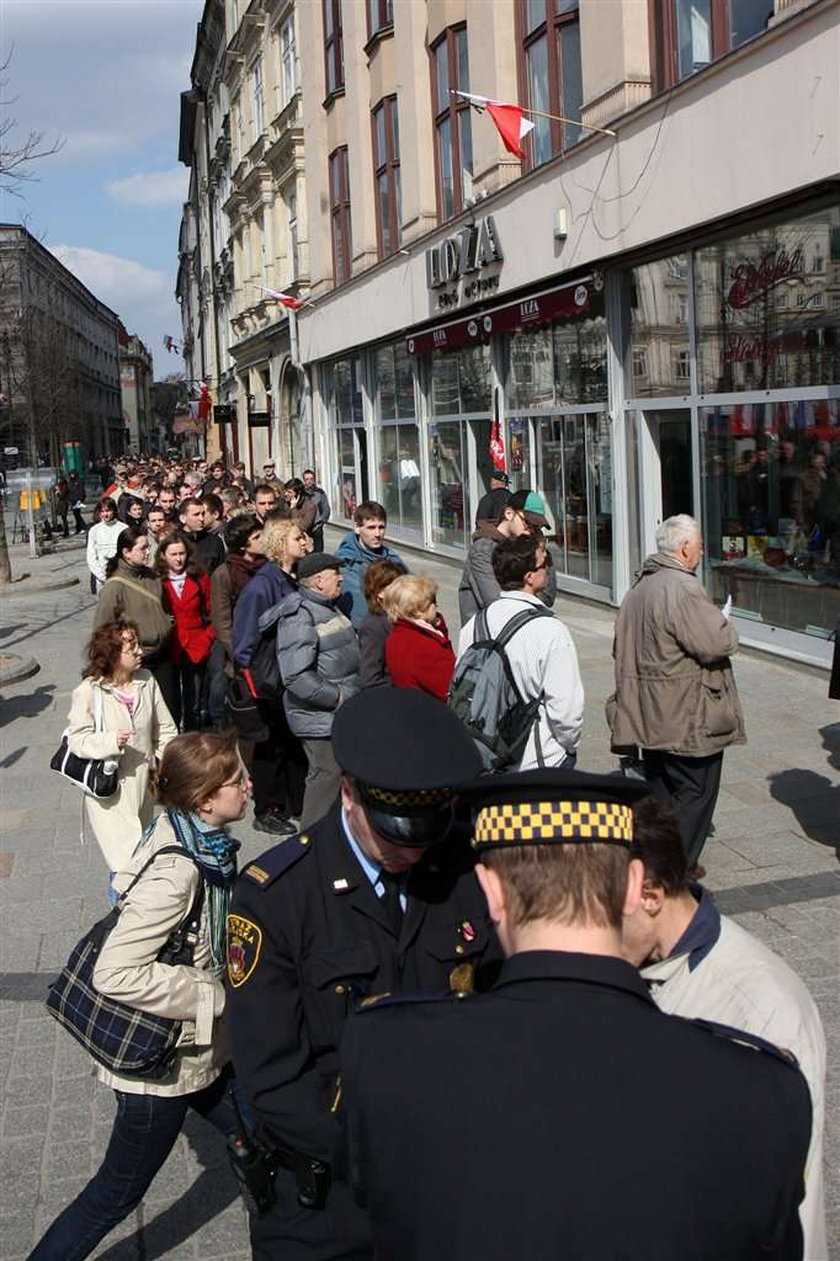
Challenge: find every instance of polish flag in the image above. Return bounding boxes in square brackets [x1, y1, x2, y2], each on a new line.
[257, 285, 307, 311]
[454, 91, 535, 159]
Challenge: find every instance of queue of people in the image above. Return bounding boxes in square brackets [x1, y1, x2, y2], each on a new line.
[31, 448, 829, 1261]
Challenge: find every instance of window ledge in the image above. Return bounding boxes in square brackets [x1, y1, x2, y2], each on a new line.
[322, 85, 346, 111]
[363, 23, 394, 58]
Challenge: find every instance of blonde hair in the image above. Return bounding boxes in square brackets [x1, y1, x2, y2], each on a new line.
[259, 515, 306, 564]
[381, 573, 437, 622]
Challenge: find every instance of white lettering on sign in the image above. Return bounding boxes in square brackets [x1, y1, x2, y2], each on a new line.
[426, 216, 503, 312]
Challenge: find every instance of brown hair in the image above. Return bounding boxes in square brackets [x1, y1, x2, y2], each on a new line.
[481, 844, 630, 931]
[82, 619, 141, 681]
[380, 573, 437, 622]
[155, 731, 241, 813]
[353, 499, 387, 526]
[363, 559, 405, 612]
[154, 529, 204, 579]
[631, 797, 690, 895]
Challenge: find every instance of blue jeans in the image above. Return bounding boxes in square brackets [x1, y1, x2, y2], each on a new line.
[29, 1070, 239, 1261]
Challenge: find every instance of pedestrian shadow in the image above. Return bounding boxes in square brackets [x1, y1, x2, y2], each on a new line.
[0, 623, 28, 640]
[820, 722, 839, 773]
[93, 1116, 244, 1260]
[0, 683, 55, 728]
[0, 745, 26, 768]
[767, 768, 840, 856]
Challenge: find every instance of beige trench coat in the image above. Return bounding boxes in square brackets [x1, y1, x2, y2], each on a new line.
[606, 552, 746, 757]
[66, 671, 177, 871]
[94, 813, 228, 1097]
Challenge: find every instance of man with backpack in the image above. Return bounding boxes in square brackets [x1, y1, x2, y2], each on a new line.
[453, 534, 584, 771]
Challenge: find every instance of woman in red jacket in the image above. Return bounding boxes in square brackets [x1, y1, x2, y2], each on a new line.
[156, 532, 215, 730]
[382, 574, 455, 702]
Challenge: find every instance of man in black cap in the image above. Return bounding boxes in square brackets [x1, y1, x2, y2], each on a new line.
[340, 770, 812, 1261]
[276, 552, 359, 828]
[226, 689, 501, 1261]
[474, 469, 510, 528]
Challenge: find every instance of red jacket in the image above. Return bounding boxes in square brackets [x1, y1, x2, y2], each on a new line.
[161, 572, 215, 664]
[385, 615, 455, 702]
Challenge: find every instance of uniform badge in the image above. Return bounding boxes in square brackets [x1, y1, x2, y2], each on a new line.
[459, 919, 476, 943]
[449, 962, 475, 994]
[226, 914, 262, 988]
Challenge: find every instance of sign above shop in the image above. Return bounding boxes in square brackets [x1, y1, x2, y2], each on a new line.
[407, 275, 596, 356]
[426, 215, 503, 312]
[213, 404, 235, 423]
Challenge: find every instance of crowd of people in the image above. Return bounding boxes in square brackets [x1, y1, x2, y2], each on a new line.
[27, 449, 829, 1260]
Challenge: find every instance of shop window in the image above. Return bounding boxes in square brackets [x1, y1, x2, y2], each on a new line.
[627, 254, 692, 398]
[517, 0, 582, 166]
[374, 342, 415, 422]
[508, 294, 608, 409]
[509, 327, 555, 409]
[536, 412, 613, 589]
[700, 400, 840, 639]
[650, 0, 774, 92]
[379, 425, 422, 534]
[323, 0, 344, 97]
[279, 15, 297, 109]
[367, 0, 393, 38]
[694, 205, 840, 394]
[429, 420, 467, 547]
[329, 147, 352, 285]
[431, 344, 491, 416]
[430, 26, 474, 221]
[372, 96, 401, 258]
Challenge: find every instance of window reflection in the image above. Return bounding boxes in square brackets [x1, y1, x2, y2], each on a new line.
[429, 421, 466, 546]
[628, 255, 691, 397]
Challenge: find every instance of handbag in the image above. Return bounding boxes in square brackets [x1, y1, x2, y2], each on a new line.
[224, 671, 269, 743]
[46, 844, 205, 1080]
[50, 686, 119, 799]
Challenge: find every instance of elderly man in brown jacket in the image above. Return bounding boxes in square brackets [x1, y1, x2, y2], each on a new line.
[607, 514, 745, 871]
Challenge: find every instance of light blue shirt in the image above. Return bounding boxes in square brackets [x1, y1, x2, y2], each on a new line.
[341, 808, 406, 911]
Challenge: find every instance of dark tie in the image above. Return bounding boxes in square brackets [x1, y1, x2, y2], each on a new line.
[378, 871, 404, 936]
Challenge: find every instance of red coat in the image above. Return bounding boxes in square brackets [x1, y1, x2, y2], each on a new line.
[385, 616, 455, 702]
[161, 572, 215, 664]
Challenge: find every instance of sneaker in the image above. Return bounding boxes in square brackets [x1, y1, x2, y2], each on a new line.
[253, 812, 297, 836]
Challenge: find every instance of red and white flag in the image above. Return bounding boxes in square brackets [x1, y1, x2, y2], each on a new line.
[489, 418, 506, 472]
[454, 91, 535, 159]
[256, 285, 307, 311]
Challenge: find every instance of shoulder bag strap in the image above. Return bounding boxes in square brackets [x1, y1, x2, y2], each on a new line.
[93, 683, 104, 733]
[110, 574, 163, 606]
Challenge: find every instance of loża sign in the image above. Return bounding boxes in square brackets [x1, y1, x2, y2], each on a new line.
[426, 215, 503, 312]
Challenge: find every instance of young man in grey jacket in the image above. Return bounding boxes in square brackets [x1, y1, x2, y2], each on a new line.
[275, 552, 360, 827]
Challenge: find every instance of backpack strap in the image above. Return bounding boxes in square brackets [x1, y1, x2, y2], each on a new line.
[493, 603, 555, 649]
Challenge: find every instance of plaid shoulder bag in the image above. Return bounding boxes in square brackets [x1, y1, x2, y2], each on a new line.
[46, 845, 205, 1080]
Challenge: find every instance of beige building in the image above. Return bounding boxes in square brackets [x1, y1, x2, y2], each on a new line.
[118, 332, 154, 453]
[179, 0, 839, 667]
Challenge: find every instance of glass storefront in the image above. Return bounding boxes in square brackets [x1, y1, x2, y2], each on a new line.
[536, 413, 613, 588]
[373, 342, 422, 536]
[428, 345, 492, 548]
[322, 356, 366, 519]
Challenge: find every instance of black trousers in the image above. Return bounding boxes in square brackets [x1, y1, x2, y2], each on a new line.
[251, 702, 308, 820]
[642, 749, 724, 867]
[250, 1168, 372, 1261]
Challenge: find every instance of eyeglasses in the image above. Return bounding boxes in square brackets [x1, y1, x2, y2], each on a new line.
[220, 769, 249, 789]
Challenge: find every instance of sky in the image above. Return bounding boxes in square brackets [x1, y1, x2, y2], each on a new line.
[0, 0, 204, 380]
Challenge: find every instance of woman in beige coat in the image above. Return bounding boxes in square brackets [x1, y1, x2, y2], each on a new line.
[67, 620, 177, 882]
[30, 732, 249, 1261]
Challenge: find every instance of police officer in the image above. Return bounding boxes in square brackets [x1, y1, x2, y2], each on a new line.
[340, 770, 812, 1261]
[226, 688, 500, 1260]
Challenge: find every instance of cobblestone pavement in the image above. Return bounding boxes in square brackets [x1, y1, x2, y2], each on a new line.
[1, 527, 838, 1259]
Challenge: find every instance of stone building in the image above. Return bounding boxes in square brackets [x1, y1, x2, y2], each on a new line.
[0, 224, 122, 462]
[118, 330, 154, 453]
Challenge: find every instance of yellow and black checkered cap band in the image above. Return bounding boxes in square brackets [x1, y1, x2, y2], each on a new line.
[361, 783, 455, 809]
[472, 800, 634, 849]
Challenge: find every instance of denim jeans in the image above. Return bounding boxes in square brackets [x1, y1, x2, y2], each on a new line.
[29, 1070, 239, 1261]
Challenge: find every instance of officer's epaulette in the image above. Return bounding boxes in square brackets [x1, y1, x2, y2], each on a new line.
[690, 1016, 801, 1069]
[242, 834, 313, 889]
[356, 988, 473, 1014]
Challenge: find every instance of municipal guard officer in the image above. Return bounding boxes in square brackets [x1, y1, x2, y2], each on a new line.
[226, 688, 500, 1260]
[340, 770, 812, 1261]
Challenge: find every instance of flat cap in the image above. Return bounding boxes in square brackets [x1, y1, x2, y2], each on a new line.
[509, 489, 549, 528]
[459, 768, 650, 852]
[333, 689, 484, 847]
[298, 552, 344, 580]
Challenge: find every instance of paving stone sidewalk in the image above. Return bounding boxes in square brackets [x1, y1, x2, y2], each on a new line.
[1, 530, 837, 1258]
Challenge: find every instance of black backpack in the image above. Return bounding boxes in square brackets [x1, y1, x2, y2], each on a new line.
[448, 604, 555, 771]
[242, 606, 284, 704]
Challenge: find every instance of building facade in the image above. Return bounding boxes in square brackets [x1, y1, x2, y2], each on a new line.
[118, 332, 154, 453]
[0, 225, 122, 463]
[292, 0, 839, 668]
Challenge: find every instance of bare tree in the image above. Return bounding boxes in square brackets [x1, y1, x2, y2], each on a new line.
[0, 49, 63, 197]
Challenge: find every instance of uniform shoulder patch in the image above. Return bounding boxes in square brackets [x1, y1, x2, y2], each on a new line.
[356, 988, 473, 1015]
[689, 1017, 801, 1069]
[226, 913, 262, 988]
[242, 835, 313, 889]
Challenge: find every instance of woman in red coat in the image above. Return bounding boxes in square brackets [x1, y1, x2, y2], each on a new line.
[382, 574, 455, 702]
[156, 532, 215, 730]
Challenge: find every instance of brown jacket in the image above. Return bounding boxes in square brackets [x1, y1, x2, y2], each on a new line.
[94, 561, 172, 654]
[606, 553, 746, 757]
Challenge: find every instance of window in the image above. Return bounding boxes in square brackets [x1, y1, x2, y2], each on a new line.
[372, 96, 401, 257]
[251, 56, 264, 139]
[286, 191, 299, 280]
[323, 0, 344, 97]
[674, 349, 691, 381]
[329, 147, 352, 284]
[651, 0, 774, 91]
[431, 27, 474, 220]
[632, 348, 649, 379]
[517, 0, 582, 168]
[280, 15, 297, 108]
[811, 252, 825, 274]
[367, 0, 393, 38]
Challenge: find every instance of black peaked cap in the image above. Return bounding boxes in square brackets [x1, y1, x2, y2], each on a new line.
[457, 768, 651, 809]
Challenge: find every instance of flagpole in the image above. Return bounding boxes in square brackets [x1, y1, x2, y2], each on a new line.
[451, 90, 616, 138]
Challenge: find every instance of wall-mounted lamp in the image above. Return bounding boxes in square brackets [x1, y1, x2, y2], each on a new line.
[554, 208, 568, 241]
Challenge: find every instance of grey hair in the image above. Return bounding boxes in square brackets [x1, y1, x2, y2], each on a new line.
[656, 514, 700, 554]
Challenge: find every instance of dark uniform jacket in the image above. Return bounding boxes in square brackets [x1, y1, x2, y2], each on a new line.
[226, 803, 500, 1166]
[341, 950, 811, 1261]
